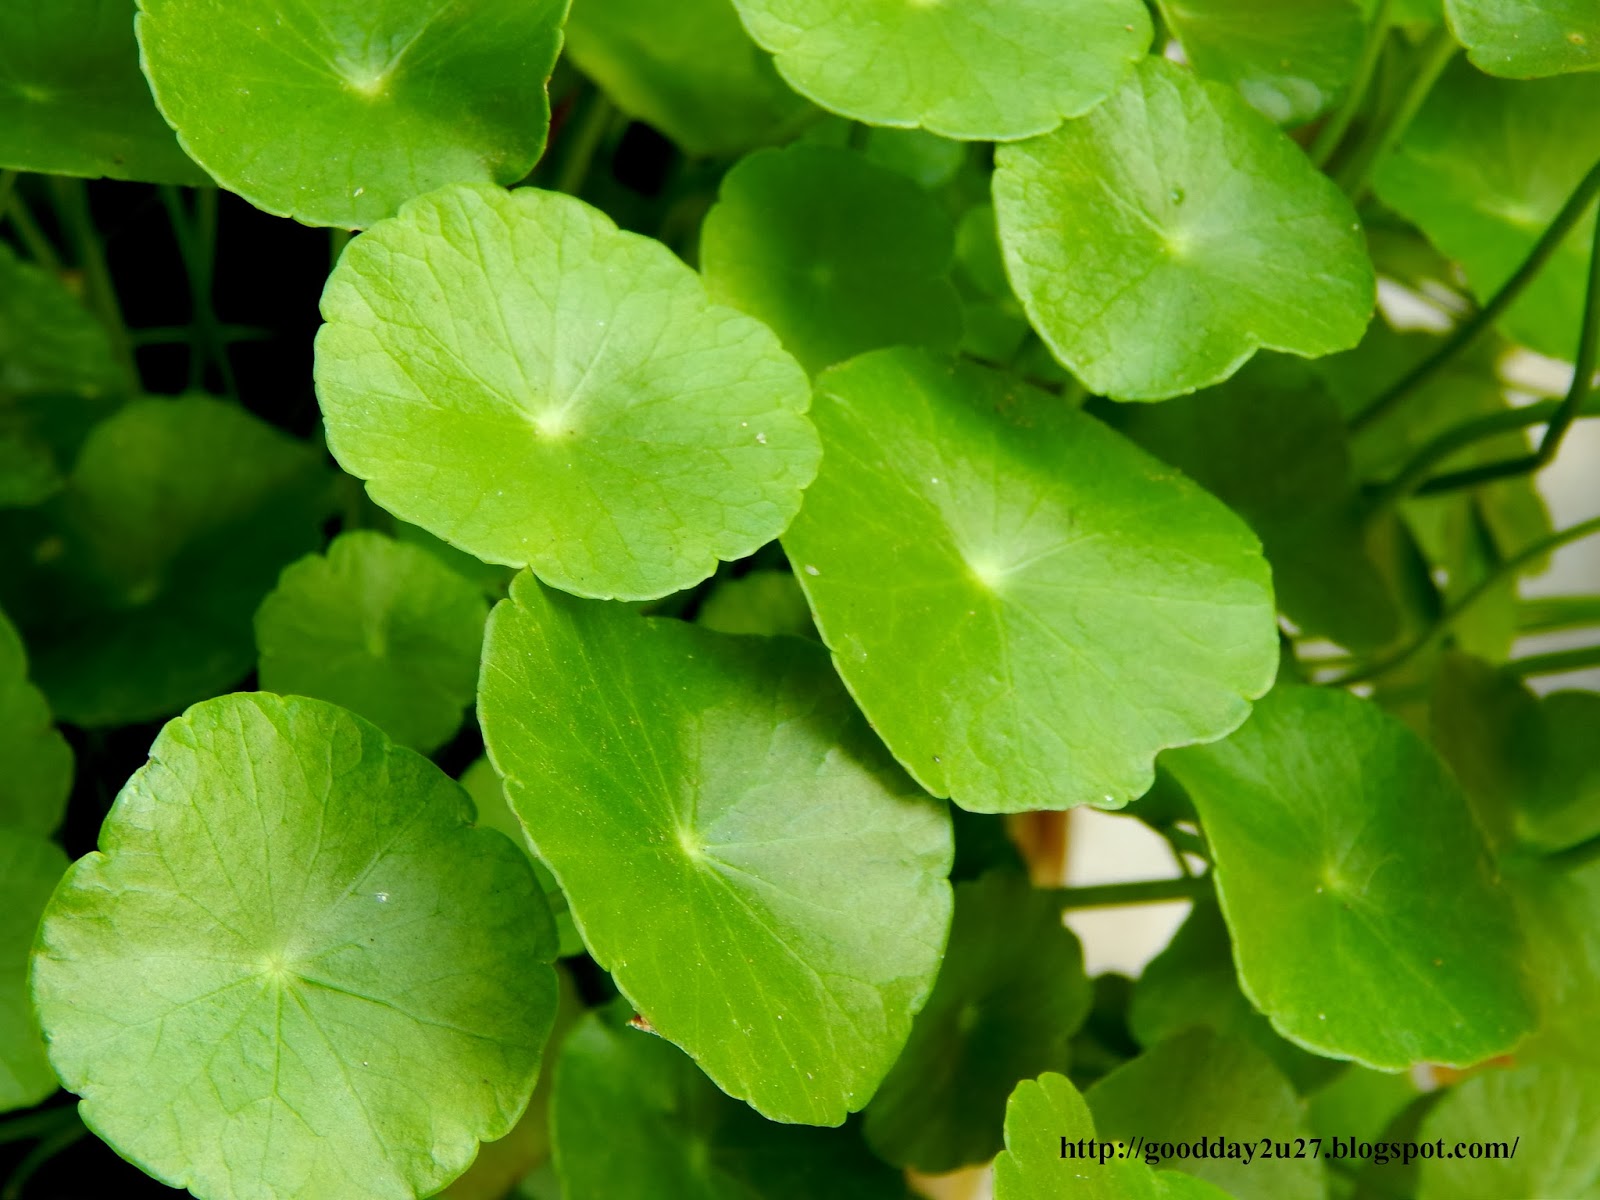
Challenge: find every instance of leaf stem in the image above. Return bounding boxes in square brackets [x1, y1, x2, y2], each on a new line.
[0, 176, 62, 272]
[1506, 643, 1600, 678]
[161, 186, 237, 396]
[555, 93, 615, 198]
[0, 1117, 86, 1200]
[1052, 874, 1209, 910]
[1335, 26, 1457, 203]
[1311, 0, 1392, 168]
[0, 1107, 80, 1148]
[51, 177, 135, 384]
[1517, 594, 1600, 635]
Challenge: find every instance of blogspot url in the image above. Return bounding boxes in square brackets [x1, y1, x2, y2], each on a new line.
[1061, 1135, 1520, 1169]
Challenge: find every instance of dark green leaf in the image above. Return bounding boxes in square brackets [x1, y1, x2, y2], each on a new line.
[0, 608, 71, 836]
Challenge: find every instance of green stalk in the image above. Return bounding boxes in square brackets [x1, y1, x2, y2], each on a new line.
[1506, 643, 1600, 678]
[1, 1119, 87, 1200]
[1517, 594, 1600, 635]
[1, 175, 62, 272]
[1311, 0, 1392, 168]
[52, 177, 135, 383]
[1052, 875, 1209, 910]
[161, 186, 237, 396]
[1335, 26, 1457, 203]
[555, 93, 615, 198]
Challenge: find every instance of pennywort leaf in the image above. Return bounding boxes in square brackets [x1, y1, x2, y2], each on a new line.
[0, 828, 67, 1114]
[0, 608, 72, 836]
[1444, 0, 1600, 78]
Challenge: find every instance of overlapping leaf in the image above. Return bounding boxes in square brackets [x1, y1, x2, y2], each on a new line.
[1445, 0, 1600, 78]
[0, 609, 72, 836]
[0, 829, 67, 1113]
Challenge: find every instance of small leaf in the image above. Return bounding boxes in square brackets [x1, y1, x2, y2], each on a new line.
[31, 693, 558, 1200]
[701, 145, 964, 374]
[479, 573, 953, 1125]
[0, 608, 72, 836]
[553, 1008, 910, 1198]
[134, 0, 569, 227]
[1, 829, 67, 1114]
[993, 56, 1375, 400]
[1163, 685, 1535, 1069]
[1445, 0, 1600, 78]
[781, 348, 1278, 813]
[314, 183, 818, 602]
[728, 0, 1151, 140]
[0, 0, 203, 183]
[863, 871, 1092, 1173]
[255, 531, 489, 753]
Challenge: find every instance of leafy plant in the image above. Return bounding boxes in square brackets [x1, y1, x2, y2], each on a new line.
[2, 1, 1599, 1198]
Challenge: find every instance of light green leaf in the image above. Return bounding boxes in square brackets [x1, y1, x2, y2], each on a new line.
[781, 348, 1278, 813]
[255, 531, 488, 754]
[0, 0, 202, 183]
[1163, 685, 1535, 1069]
[701, 145, 963, 374]
[0, 608, 72, 837]
[31, 693, 558, 1200]
[0, 395, 332, 727]
[1, 828, 67, 1114]
[1087, 1027, 1322, 1200]
[314, 183, 817, 602]
[1418, 1062, 1600, 1199]
[1508, 854, 1600, 1066]
[553, 1008, 910, 1199]
[564, 0, 812, 157]
[1372, 61, 1600, 361]
[993, 56, 1375, 400]
[863, 871, 1090, 1172]
[1445, 0, 1600, 77]
[479, 573, 953, 1125]
[1158, 0, 1367, 124]
[727, 0, 1151, 140]
[695, 569, 814, 638]
[1306, 1063, 1418, 1148]
[135, 0, 568, 228]
[994, 1072, 1233, 1200]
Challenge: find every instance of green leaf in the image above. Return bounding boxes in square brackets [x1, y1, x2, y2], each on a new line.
[31, 692, 558, 1200]
[781, 348, 1278, 813]
[563, 0, 812, 157]
[1157, 0, 1367, 125]
[993, 56, 1375, 400]
[0, 0, 202, 183]
[255, 531, 489, 754]
[134, 0, 568, 228]
[1306, 1063, 1418, 1148]
[1371, 61, 1600, 361]
[0, 395, 331, 727]
[727, 0, 1151, 140]
[863, 871, 1092, 1173]
[479, 573, 953, 1125]
[1088, 1027, 1322, 1200]
[553, 1008, 910, 1198]
[1, 828, 67, 1114]
[0, 608, 72, 837]
[695, 569, 815, 638]
[700, 145, 964, 374]
[1444, 0, 1600, 78]
[1115, 356, 1398, 650]
[993, 1072, 1233, 1200]
[314, 183, 818, 602]
[1508, 854, 1600, 1065]
[1163, 685, 1535, 1069]
[1418, 1062, 1600, 1199]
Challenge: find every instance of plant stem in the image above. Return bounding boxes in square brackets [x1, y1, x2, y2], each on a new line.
[1328, 515, 1600, 686]
[1335, 26, 1457, 202]
[0, 170, 17, 223]
[1351, 155, 1600, 433]
[1, 177, 62, 271]
[1506, 643, 1600, 678]
[1518, 594, 1600, 634]
[1311, 0, 1392, 168]
[161, 186, 237, 396]
[1, 1118, 86, 1200]
[555, 93, 614, 198]
[1052, 875, 1209, 910]
[52, 177, 135, 383]
[329, 226, 350, 269]
[0, 1107, 80, 1147]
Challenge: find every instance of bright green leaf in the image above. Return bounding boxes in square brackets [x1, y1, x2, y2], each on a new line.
[564, 0, 812, 157]
[553, 1008, 910, 1198]
[255, 531, 488, 754]
[1445, 0, 1600, 78]
[993, 56, 1375, 400]
[1087, 1027, 1322, 1200]
[864, 871, 1091, 1172]
[727, 0, 1151, 141]
[1, 828, 67, 1114]
[31, 693, 558, 1200]
[695, 569, 814, 638]
[1372, 61, 1600, 361]
[479, 573, 952, 1125]
[1164, 685, 1535, 1069]
[0, 608, 72, 837]
[781, 348, 1278, 813]
[135, 0, 568, 228]
[314, 183, 818, 602]
[1158, 0, 1367, 125]
[0, 0, 202, 183]
[701, 145, 963, 374]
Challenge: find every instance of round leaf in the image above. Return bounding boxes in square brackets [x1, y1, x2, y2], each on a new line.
[993, 56, 1375, 400]
[479, 573, 953, 1125]
[727, 0, 1151, 141]
[0, 0, 202, 183]
[314, 183, 818, 601]
[781, 348, 1278, 813]
[255, 531, 489, 753]
[1163, 685, 1536, 1069]
[1445, 0, 1600, 78]
[701, 145, 964, 374]
[1, 829, 67, 1113]
[31, 693, 558, 1200]
[863, 871, 1092, 1173]
[0, 609, 72, 836]
[134, 0, 569, 227]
